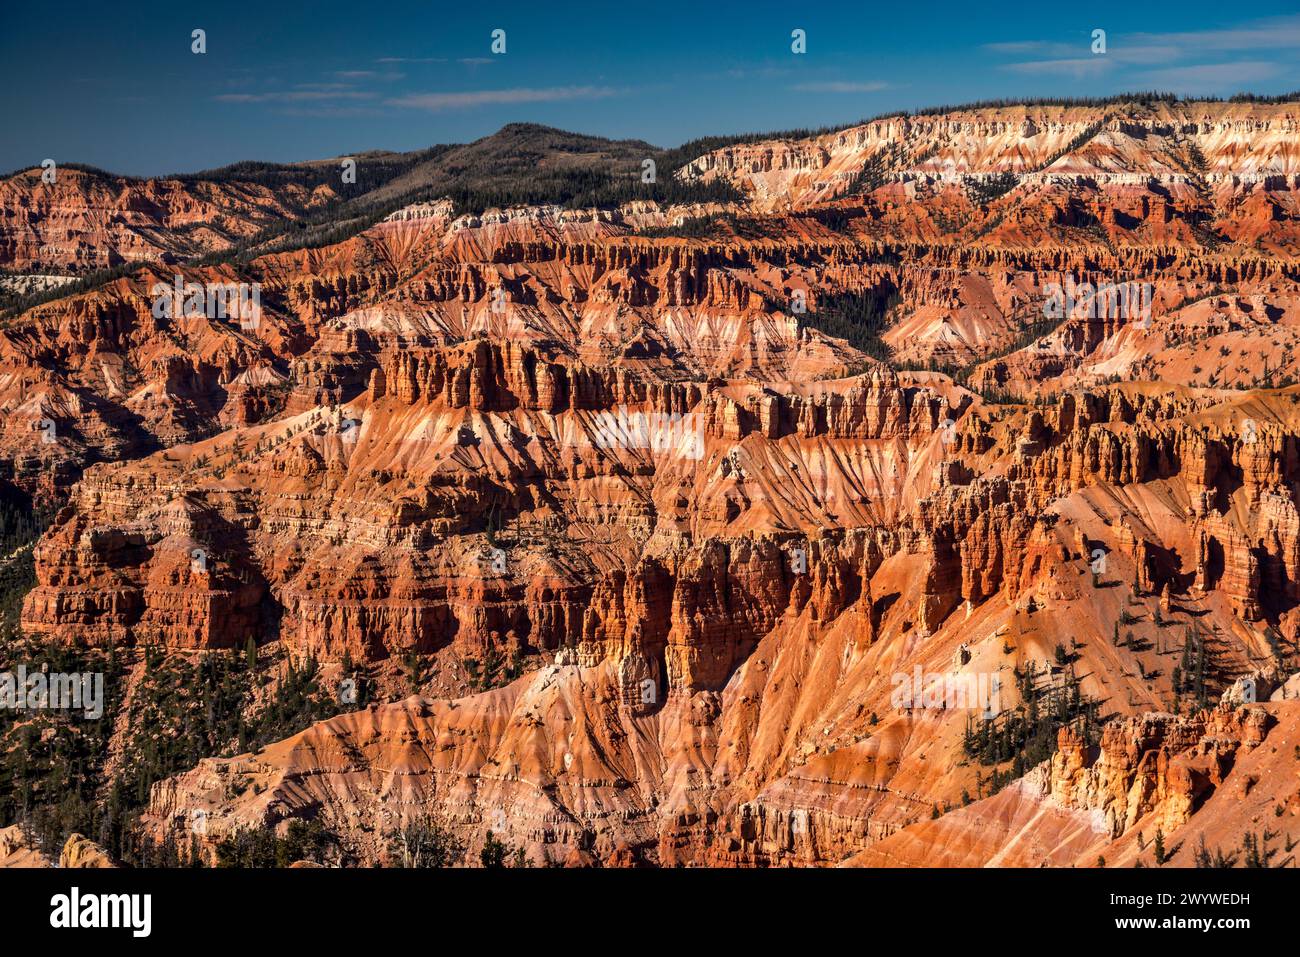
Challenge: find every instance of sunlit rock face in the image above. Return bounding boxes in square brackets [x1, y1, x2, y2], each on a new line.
[5, 101, 1300, 866]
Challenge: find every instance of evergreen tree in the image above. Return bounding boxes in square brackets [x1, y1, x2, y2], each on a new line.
[480, 831, 508, 868]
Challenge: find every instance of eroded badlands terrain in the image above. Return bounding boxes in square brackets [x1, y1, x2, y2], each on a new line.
[3, 99, 1300, 867]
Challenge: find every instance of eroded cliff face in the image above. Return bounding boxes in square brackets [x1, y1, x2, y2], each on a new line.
[86, 365, 1299, 865]
[684, 102, 1300, 210]
[848, 701, 1296, 868]
[6, 102, 1300, 866]
[0, 167, 334, 272]
[6, 100, 1300, 504]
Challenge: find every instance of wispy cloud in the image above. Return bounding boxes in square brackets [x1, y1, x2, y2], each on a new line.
[792, 81, 890, 94]
[723, 65, 793, 80]
[1127, 15, 1300, 53]
[1000, 58, 1113, 78]
[1135, 61, 1285, 94]
[214, 90, 377, 103]
[277, 106, 386, 119]
[376, 57, 447, 64]
[990, 42, 1180, 66]
[332, 69, 404, 82]
[988, 15, 1300, 83]
[984, 40, 1077, 57]
[387, 86, 619, 111]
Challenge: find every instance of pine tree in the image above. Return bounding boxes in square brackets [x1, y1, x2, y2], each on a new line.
[480, 831, 508, 868]
[1243, 832, 1265, 868]
[1194, 835, 1211, 868]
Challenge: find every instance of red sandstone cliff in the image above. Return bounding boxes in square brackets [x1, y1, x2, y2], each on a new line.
[4, 102, 1300, 866]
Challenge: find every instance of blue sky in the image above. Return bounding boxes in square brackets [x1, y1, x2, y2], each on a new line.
[3, 0, 1299, 176]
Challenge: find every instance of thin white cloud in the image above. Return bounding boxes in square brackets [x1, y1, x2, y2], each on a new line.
[1001, 58, 1114, 78]
[989, 15, 1300, 78]
[992, 43, 1181, 67]
[1127, 15, 1300, 52]
[277, 106, 386, 118]
[1135, 61, 1285, 94]
[793, 81, 890, 94]
[1104, 45, 1186, 66]
[387, 86, 619, 111]
[376, 57, 447, 64]
[333, 69, 404, 82]
[984, 40, 1076, 57]
[214, 90, 377, 103]
[724, 65, 793, 80]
